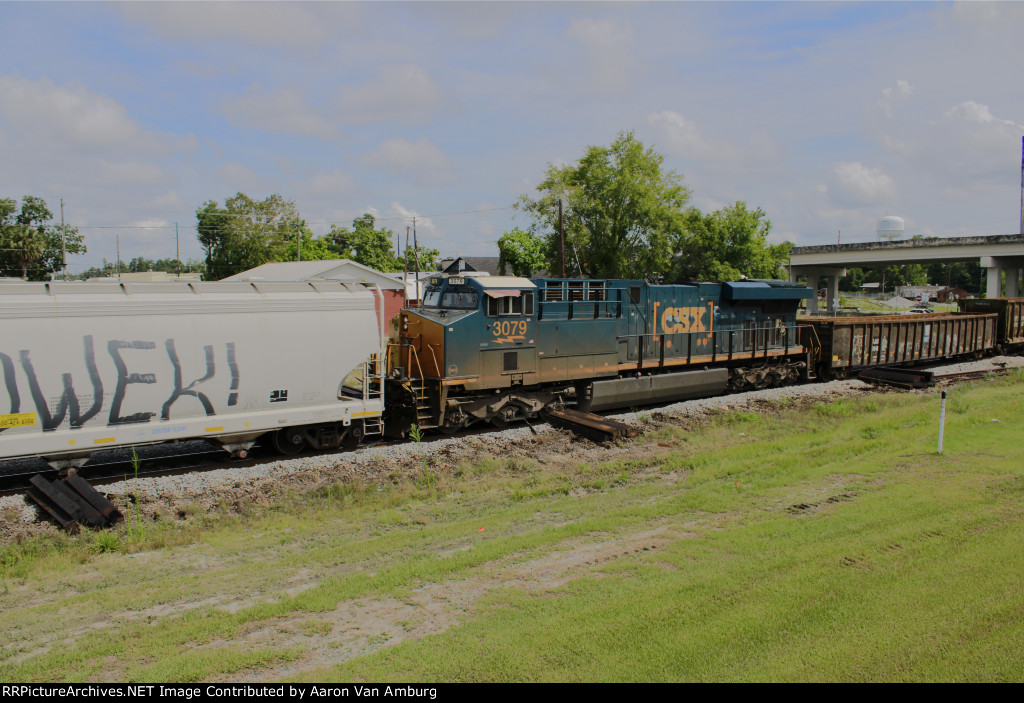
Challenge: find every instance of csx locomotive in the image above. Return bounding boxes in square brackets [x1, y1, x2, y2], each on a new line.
[385, 275, 813, 434]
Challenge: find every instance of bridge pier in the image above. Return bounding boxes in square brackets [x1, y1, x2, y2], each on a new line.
[981, 256, 1024, 298]
[790, 266, 846, 314]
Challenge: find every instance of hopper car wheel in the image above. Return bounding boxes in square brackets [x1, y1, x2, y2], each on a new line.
[273, 427, 306, 455]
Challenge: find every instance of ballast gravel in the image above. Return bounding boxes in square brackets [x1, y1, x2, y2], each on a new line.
[2, 355, 1021, 528]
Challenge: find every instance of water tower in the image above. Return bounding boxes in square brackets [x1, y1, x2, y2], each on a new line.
[877, 216, 905, 242]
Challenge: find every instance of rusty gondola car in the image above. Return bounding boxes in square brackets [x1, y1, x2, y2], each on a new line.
[957, 297, 1024, 352]
[800, 311, 998, 379]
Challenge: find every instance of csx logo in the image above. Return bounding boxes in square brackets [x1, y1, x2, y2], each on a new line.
[656, 303, 713, 334]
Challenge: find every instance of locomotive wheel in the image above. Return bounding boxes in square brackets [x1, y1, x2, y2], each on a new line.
[272, 427, 306, 455]
[441, 408, 467, 435]
[489, 406, 517, 428]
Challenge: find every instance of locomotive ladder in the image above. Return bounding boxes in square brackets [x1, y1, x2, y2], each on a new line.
[405, 345, 438, 429]
[361, 351, 386, 436]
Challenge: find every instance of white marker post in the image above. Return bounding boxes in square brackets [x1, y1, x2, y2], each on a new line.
[938, 390, 947, 454]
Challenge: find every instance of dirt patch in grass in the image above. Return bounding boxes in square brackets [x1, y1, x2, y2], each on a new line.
[210, 523, 687, 682]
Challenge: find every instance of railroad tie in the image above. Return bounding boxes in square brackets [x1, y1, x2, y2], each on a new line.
[26, 470, 123, 533]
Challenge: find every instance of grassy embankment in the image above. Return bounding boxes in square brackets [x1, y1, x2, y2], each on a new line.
[1, 374, 1022, 682]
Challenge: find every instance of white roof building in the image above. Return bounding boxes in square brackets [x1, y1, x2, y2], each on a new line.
[223, 260, 404, 289]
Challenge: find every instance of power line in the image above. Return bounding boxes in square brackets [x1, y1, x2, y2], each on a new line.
[54, 204, 518, 232]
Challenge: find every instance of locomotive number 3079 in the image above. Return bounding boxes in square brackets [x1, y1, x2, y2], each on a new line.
[492, 320, 527, 340]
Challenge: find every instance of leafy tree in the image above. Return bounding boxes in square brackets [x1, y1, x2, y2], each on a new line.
[518, 131, 691, 279]
[497, 227, 546, 277]
[926, 261, 983, 295]
[196, 193, 303, 280]
[0, 195, 85, 279]
[321, 214, 439, 273]
[326, 214, 402, 271]
[402, 245, 440, 274]
[673, 202, 791, 281]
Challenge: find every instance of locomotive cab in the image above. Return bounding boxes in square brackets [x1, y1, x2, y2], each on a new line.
[387, 275, 539, 434]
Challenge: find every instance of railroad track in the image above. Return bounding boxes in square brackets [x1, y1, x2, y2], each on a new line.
[1, 362, 1013, 501]
[0, 448, 235, 497]
[857, 364, 1010, 390]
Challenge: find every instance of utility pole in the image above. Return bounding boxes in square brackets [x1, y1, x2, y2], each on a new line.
[403, 227, 411, 309]
[58, 198, 67, 280]
[403, 225, 410, 308]
[296, 222, 301, 262]
[413, 217, 420, 303]
[116, 234, 121, 279]
[559, 198, 564, 278]
[175, 222, 180, 277]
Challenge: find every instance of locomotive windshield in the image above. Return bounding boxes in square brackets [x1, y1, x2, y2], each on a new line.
[422, 286, 478, 310]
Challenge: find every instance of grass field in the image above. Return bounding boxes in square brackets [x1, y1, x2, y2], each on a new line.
[1, 374, 1022, 682]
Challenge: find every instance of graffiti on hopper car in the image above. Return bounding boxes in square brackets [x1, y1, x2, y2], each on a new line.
[0, 336, 240, 433]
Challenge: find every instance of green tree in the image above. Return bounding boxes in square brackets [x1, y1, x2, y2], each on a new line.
[196, 193, 303, 280]
[497, 227, 546, 277]
[322, 214, 439, 273]
[673, 202, 792, 281]
[402, 245, 440, 274]
[518, 131, 691, 279]
[926, 261, 983, 295]
[0, 196, 85, 279]
[326, 214, 403, 271]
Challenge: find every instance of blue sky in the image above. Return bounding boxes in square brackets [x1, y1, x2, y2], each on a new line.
[2, 1, 1023, 274]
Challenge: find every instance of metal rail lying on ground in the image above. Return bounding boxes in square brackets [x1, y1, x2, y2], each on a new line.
[543, 408, 641, 442]
[857, 367, 935, 389]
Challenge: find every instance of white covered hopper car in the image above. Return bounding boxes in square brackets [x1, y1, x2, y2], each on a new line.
[0, 280, 386, 468]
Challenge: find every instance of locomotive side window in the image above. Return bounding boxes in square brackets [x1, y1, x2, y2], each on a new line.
[487, 291, 533, 316]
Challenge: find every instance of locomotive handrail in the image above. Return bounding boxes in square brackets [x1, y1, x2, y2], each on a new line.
[794, 323, 822, 362]
[537, 298, 621, 321]
[621, 324, 806, 369]
[425, 343, 441, 378]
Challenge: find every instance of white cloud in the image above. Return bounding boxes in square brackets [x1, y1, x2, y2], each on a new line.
[873, 97, 1024, 189]
[117, 3, 350, 50]
[390, 202, 436, 237]
[334, 64, 442, 125]
[222, 85, 336, 138]
[95, 160, 168, 186]
[147, 191, 186, 210]
[216, 163, 269, 193]
[882, 79, 914, 100]
[303, 169, 356, 197]
[566, 17, 639, 94]
[648, 110, 715, 160]
[0, 75, 195, 155]
[359, 138, 453, 185]
[827, 162, 897, 207]
[945, 100, 1024, 130]
[132, 218, 171, 230]
[646, 110, 775, 169]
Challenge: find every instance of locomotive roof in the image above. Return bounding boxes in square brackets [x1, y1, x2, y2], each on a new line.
[459, 276, 536, 289]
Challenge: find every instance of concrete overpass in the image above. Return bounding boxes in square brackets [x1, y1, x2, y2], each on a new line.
[789, 233, 1024, 313]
